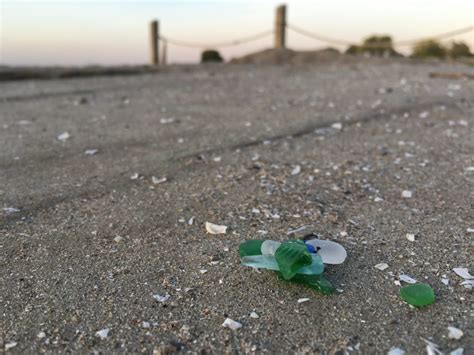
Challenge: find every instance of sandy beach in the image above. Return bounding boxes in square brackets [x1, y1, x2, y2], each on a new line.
[1, 59, 473, 353]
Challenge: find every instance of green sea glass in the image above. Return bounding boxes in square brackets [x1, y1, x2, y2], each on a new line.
[274, 240, 312, 280]
[241, 254, 324, 275]
[239, 240, 264, 257]
[277, 273, 336, 295]
[400, 283, 435, 307]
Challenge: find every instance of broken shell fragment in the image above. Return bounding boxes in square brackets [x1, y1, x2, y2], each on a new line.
[205, 222, 228, 234]
[222, 318, 242, 330]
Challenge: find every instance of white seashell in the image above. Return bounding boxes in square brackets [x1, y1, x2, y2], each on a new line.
[222, 318, 242, 330]
[453, 268, 473, 280]
[95, 328, 109, 339]
[387, 347, 405, 355]
[57, 132, 70, 141]
[291, 165, 301, 175]
[399, 274, 417, 284]
[375, 263, 389, 271]
[448, 326, 463, 340]
[205, 222, 227, 234]
[153, 294, 170, 303]
[151, 176, 167, 184]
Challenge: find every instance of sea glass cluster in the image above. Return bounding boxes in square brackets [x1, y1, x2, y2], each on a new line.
[239, 238, 347, 295]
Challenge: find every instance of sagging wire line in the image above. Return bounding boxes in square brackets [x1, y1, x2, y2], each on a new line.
[159, 29, 273, 49]
[394, 25, 474, 45]
[287, 23, 474, 47]
[157, 24, 473, 50]
[287, 24, 353, 46]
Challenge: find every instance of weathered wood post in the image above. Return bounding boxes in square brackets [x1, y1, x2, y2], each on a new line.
[149, 20, 159, 66]
[274, 5, 286, 49]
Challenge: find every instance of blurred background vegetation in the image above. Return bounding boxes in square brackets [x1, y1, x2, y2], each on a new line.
[201, 49, 224, 63]
[344, 35, 472, 60]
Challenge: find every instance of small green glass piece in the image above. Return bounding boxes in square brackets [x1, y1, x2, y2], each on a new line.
[274, 240, 312, 280]
[276, 272, 336, 295]
[239, 240, 264, 257]
[241, 254, 324, 275]
[400, 283, 435, 307]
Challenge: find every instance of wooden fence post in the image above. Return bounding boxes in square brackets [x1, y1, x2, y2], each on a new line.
[274, 5, 286, 49]
[149, 20, 159, 66]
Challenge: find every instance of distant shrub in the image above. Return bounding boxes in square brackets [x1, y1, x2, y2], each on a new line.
[345, 45, 361, 55]
[363, 36, 397, 56]
[345, 35, 400, 57]
[201, 49, 223, 63]
[448, 41, 472, 58]
[412, 40, 446, 59]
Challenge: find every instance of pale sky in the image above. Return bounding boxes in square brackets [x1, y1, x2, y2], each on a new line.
[1, 0, 473, 65]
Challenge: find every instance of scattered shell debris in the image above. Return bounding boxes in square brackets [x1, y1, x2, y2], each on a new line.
[453, 268, 473, 289]
[84, 149, 98, 155]
[375, 263, 389, 271]
[448, 326, 463, 340]
[250, 312, 259, 319]
[222, 318, 242, 330]
[153, 294, 170, 303]
[3, 207, 20, 214]
[399, 274, 417, 284]
[388, 347, 405, 355]
[291, 165, 301, 175]
[152, 176, 167, 184]
[95, 328, 110, 339]
[5, 342, 18, 350]
[205, 222, 228, 234]
[57, 132, 70, 142]
[297, 298, 310, 303]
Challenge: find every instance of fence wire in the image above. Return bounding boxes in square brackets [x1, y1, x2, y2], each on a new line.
[287, 23, 474, 47]
[157, 24, 473, 50]
[159, 30, 273, 49]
